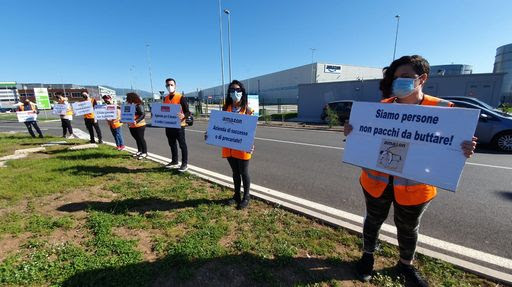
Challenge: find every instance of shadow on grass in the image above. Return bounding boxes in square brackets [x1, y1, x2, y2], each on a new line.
[62, 252, 360, 287]
[55, 165, 164, 176]
[57, 197, 229, 214]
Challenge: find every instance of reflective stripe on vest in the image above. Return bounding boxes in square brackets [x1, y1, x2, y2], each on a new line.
[360, 94, 453, 205]
[84, 98, 95, 119]
[221, 105, 253, 160]
[163, 93, 186, 127]
[109, 108, 123, 129]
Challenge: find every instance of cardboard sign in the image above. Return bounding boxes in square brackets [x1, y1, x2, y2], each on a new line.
[206, 110, 258, 152]
[342, 102, 479, 191]
[150, 103, 182, 128]
[52, 104, 69, 115]
[94, 105, 117, 120]
[120, 104, 136, 123]
[17, 111, 38, 122]
[72, 101, 94, 116]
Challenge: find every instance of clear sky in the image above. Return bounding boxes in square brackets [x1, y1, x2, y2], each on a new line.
[1, 0, 511, 94]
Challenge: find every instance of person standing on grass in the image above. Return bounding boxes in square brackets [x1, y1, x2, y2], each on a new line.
[126, 92, 147, 159]
[17, 97, 43, 138]
[102, 95, 125, 150]
[55, 92, 75, 138]
[205, 80, 254, 210]
[81, 92, 103, 144]
[162, 78, 190, 172]
[344, 55, 477, 286]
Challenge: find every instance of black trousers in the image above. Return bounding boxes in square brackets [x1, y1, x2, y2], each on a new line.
[84, 118, 102, 142]
[61, 119, 73, 136]
[362, 179, 430, 261]
[165, 127, 188, 164]
[24, 121, 43, 137]
[129, 126, 147, 153]
[227, 157, 250, 202]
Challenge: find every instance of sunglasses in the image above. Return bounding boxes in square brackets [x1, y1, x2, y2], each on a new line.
[228, 88, 242, 92]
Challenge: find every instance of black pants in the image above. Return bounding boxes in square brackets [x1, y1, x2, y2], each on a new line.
[24, 121, 43, 138]
[129, 126, 147, 153]
[227, 157, 250, 202]
[61, 119, 73, 136]
[362, 179, 430, 261]
[84, 118, 102, 142]
[165, 127, 188, 164]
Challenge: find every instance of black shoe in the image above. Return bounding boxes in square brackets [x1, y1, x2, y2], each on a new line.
[396, 261, 429, 287]
[98, 140, 104, 144]
[165, 162, 179, 169]
[237, 199, 250, 210]
[38, 135, 44, 138]
[356, 252, 374, 282]
[178, 164, 188, 172]
[90, 140, 96, 144]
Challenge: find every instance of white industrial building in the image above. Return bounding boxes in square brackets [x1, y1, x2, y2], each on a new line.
[186, 63, 383, 104]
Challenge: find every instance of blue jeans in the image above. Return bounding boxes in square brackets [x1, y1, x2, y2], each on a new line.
[110, 127, 124, 147]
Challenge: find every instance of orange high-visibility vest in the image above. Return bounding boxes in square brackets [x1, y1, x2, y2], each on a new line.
[108, 107, 123, 129]
[18, 102, 37, 112]
[360, 94, 454, 206]
[84, 98, 96, 119]
[163, 93, 186, 127]
[221, 105, 254, 160]
[129, 104, 146, 128]
[58, 99, 73, 116]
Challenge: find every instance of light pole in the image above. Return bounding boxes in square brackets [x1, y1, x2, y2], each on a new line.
[129, 65, 135, 91]
[145, 44, 155, 98]
[310, 48, 316, 83]
[218, 0, 225, 102]
[224, 9, 232, 84]
[393, 15, 400, 61]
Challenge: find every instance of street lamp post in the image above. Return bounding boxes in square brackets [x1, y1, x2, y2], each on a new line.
[224, 9, 232, 84]
[218, 0, 226, 102]
[393, 15, 400, 61]
[145, 44, 155, 98]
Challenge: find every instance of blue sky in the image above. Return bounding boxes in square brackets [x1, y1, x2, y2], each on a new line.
[1, 0, 511, 94]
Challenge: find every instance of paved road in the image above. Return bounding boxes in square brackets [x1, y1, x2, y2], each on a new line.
[2, 119, 511, 263]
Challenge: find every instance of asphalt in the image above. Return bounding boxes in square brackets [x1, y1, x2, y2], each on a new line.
[2, 119, 511, 262]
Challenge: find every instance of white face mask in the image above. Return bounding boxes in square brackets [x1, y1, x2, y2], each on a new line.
[231, 91, 243, 102]
[167, 86, 175, 94]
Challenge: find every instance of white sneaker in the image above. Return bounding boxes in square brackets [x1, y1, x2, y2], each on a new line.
[132, 152, 142, 158]
[137, 153, 148, 160]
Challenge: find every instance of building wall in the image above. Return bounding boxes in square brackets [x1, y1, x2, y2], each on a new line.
[430, 64, 473, 76]
[494, 43, 512, 103]
[297, 73, 505, 122]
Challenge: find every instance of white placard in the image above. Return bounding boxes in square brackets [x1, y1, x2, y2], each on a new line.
[52, 104, 68, 115]
[94, 105, 117, 120]
[206, 110, 258, 152]
[72, 101, 94, 116]
[342, 102, 479, 192]
[120, 104, 135, 123]
[248, 95, 260, 117]
[151, 103, 182, 128]
[17, 111, 38, 122]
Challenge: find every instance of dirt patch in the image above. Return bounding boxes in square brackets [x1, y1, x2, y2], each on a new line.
[0, 233, 31, 261]
[112, 227, 162, 262]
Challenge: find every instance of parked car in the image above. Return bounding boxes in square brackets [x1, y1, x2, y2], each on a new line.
[320, 100, 353, 124]
[442, 96, 510, 116]
[450, 100, 512, 152]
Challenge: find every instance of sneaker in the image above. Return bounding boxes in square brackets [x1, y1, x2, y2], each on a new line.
[38, 135, 44, 138]
[66, 135, 74, 139]
[396, 261, 429, 287]
[165, 161, 179, 169]
[132, 152, 142, 157]
[118, 145, 126, 151]
[356, 252, 374, 282]
[178, 164, 188, 172]
[237, 199, 250, 210]
[98, 140, 104, 144]
[90, 140, 96, 144]
[137, 153, 148, 160]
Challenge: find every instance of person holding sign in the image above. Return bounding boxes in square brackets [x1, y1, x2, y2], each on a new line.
[344, 55, 477, 286]
[55, 92, 75, 138]
[81, 92, 103, 144]
[17, 97, 43, 138]
[126, 93, 148, 159]
[206, 80, 254, 209]
[162, 78, 190, 172]
[102, 95, 125, 151]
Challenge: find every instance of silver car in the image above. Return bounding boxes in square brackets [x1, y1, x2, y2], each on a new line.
[451, 100, 512, 152]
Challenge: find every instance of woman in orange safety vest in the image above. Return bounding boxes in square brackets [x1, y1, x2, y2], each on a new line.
[102, 95, 125, 150]
[126, 92, 147, 160]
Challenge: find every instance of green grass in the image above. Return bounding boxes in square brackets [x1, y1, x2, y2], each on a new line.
[0, 133, 504, 287]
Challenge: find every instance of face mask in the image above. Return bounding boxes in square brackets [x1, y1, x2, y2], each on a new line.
[392, 77, 417, 98]
[231, 91, 243, 102]
[167, 86, 175, 93]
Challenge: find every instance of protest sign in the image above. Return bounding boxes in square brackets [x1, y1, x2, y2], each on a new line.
[17, 111, 37, 122]
[206, 110, 258, 152]
[248, 95, 260, 117]
[52, 104, 68, 115]
[72, 101, 94, 116]
[33, 88, 51, 109]
[150, 103, 182, 128]
[343, 102, 479, 191]
[94, 105, 117, 120]
[120, 104, 135, 123]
